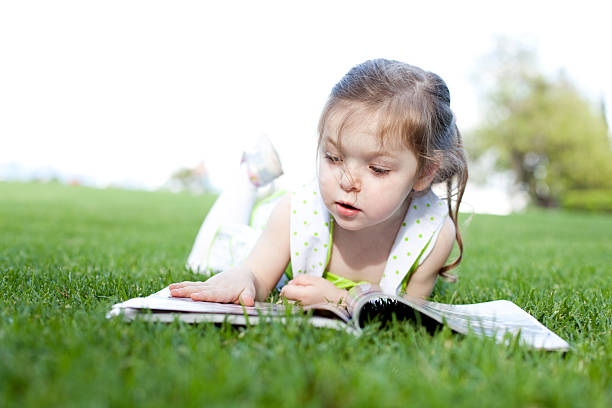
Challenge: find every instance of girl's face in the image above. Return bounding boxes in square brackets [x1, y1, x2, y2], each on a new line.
[318, 110, 429, 233]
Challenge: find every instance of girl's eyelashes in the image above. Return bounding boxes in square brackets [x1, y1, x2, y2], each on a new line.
[325, 151, 390, 175]
[369, 165, 390, 175]
[324, 152, 342, 163]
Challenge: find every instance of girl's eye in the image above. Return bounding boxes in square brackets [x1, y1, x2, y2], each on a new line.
[370, 166, 390, 175]
[325, 152, 342, 163]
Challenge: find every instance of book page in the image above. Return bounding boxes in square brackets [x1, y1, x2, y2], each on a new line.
[109, 287, 284, 316]
[108, 286, 351, 322]
[347, 289, 569, 351]
[413, 299, 570, 351]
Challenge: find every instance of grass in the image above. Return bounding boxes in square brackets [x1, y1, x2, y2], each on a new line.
[1, 181, 610, 407]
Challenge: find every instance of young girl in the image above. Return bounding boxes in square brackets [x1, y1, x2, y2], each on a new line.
[170, 59, 468, 307]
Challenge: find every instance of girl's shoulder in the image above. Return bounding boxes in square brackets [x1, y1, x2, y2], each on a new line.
[406, 189, 448, 223]
[289, 178, 329, 217]
[378, 190, 449, 295]
[289, 179, 320, 200]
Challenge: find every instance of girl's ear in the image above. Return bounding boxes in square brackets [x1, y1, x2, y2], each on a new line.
[413, 157, 440, 191]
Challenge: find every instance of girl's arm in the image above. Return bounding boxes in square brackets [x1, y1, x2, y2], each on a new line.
[242, 194, 292, 301]
[170, 194, 291, 304]
[403, 217, 456, 299]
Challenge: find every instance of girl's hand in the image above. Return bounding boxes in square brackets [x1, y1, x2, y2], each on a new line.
[169, 267, 257, 306]
[280, 275, 347, 306]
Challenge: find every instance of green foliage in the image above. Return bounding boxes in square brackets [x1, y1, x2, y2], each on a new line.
[471, 38, 612, 207]
[561, 189, 612, 212]
[163, 162, 212, 194]
[1, 182, 611, 407]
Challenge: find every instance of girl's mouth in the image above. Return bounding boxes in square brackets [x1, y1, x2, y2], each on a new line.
[335, 201, 360, 218]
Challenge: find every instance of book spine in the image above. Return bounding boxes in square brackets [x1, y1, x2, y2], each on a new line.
[345, 283, 383, 314]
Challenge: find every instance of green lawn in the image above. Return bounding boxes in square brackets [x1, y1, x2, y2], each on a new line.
[1, 181, 610, 407]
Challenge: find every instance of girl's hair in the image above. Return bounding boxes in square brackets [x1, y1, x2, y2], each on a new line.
[317, 59, 468, 281]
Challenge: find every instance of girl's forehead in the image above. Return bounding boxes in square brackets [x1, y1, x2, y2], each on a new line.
[325, 103, 377, 131]
[323, 133, 406, 157]
[323, 106, 406, 151]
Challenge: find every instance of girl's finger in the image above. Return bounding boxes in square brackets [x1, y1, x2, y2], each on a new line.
[238, 285, 256, 307]
[169, 283, 208, 297]
[168, 281, 199, 290]
[191, 287, 234, 304]
[281, 285, 309, 302]
[291, 274, 318, 285]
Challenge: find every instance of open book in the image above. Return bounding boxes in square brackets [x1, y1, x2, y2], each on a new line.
[107, 284, 570, 351]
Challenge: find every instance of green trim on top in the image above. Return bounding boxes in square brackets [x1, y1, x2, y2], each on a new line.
[284, 208, 436, 293]
[322, 217, 334, 279]
[249, 189, 288, 228]
[205, 226, 223, 274]
[321, 217, 366, 290]
[399, 232, 434, 293]
[284, 262, 293, 281]
[325, 271, 369, 290]
[228, 234, 236, 267]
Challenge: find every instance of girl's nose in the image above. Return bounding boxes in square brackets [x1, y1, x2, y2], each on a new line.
[339, 168, 361, 192]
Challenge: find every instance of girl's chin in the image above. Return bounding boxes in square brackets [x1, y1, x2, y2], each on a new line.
[331, 215, 367, 231]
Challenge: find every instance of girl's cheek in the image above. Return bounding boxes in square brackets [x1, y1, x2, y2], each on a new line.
[318, 167, 335, 187]
[318, 180, 332, 203]
[318, 176, 337, 208]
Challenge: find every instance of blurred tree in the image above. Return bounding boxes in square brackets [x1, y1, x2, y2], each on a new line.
[470, 38, 612, 207]
[162, 162, 212, 194]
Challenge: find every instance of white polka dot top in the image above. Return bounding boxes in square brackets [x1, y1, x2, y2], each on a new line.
[289, 180, 448, 295]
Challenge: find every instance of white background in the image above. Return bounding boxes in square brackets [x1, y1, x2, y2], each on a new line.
[1, 0, 610, 197]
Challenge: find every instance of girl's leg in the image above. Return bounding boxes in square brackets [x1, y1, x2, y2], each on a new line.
[186, 165, 256, 272]
[186, 136, 283, 273]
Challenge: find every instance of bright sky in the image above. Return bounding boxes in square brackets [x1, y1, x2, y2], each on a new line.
[1, 0, 611, 191]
